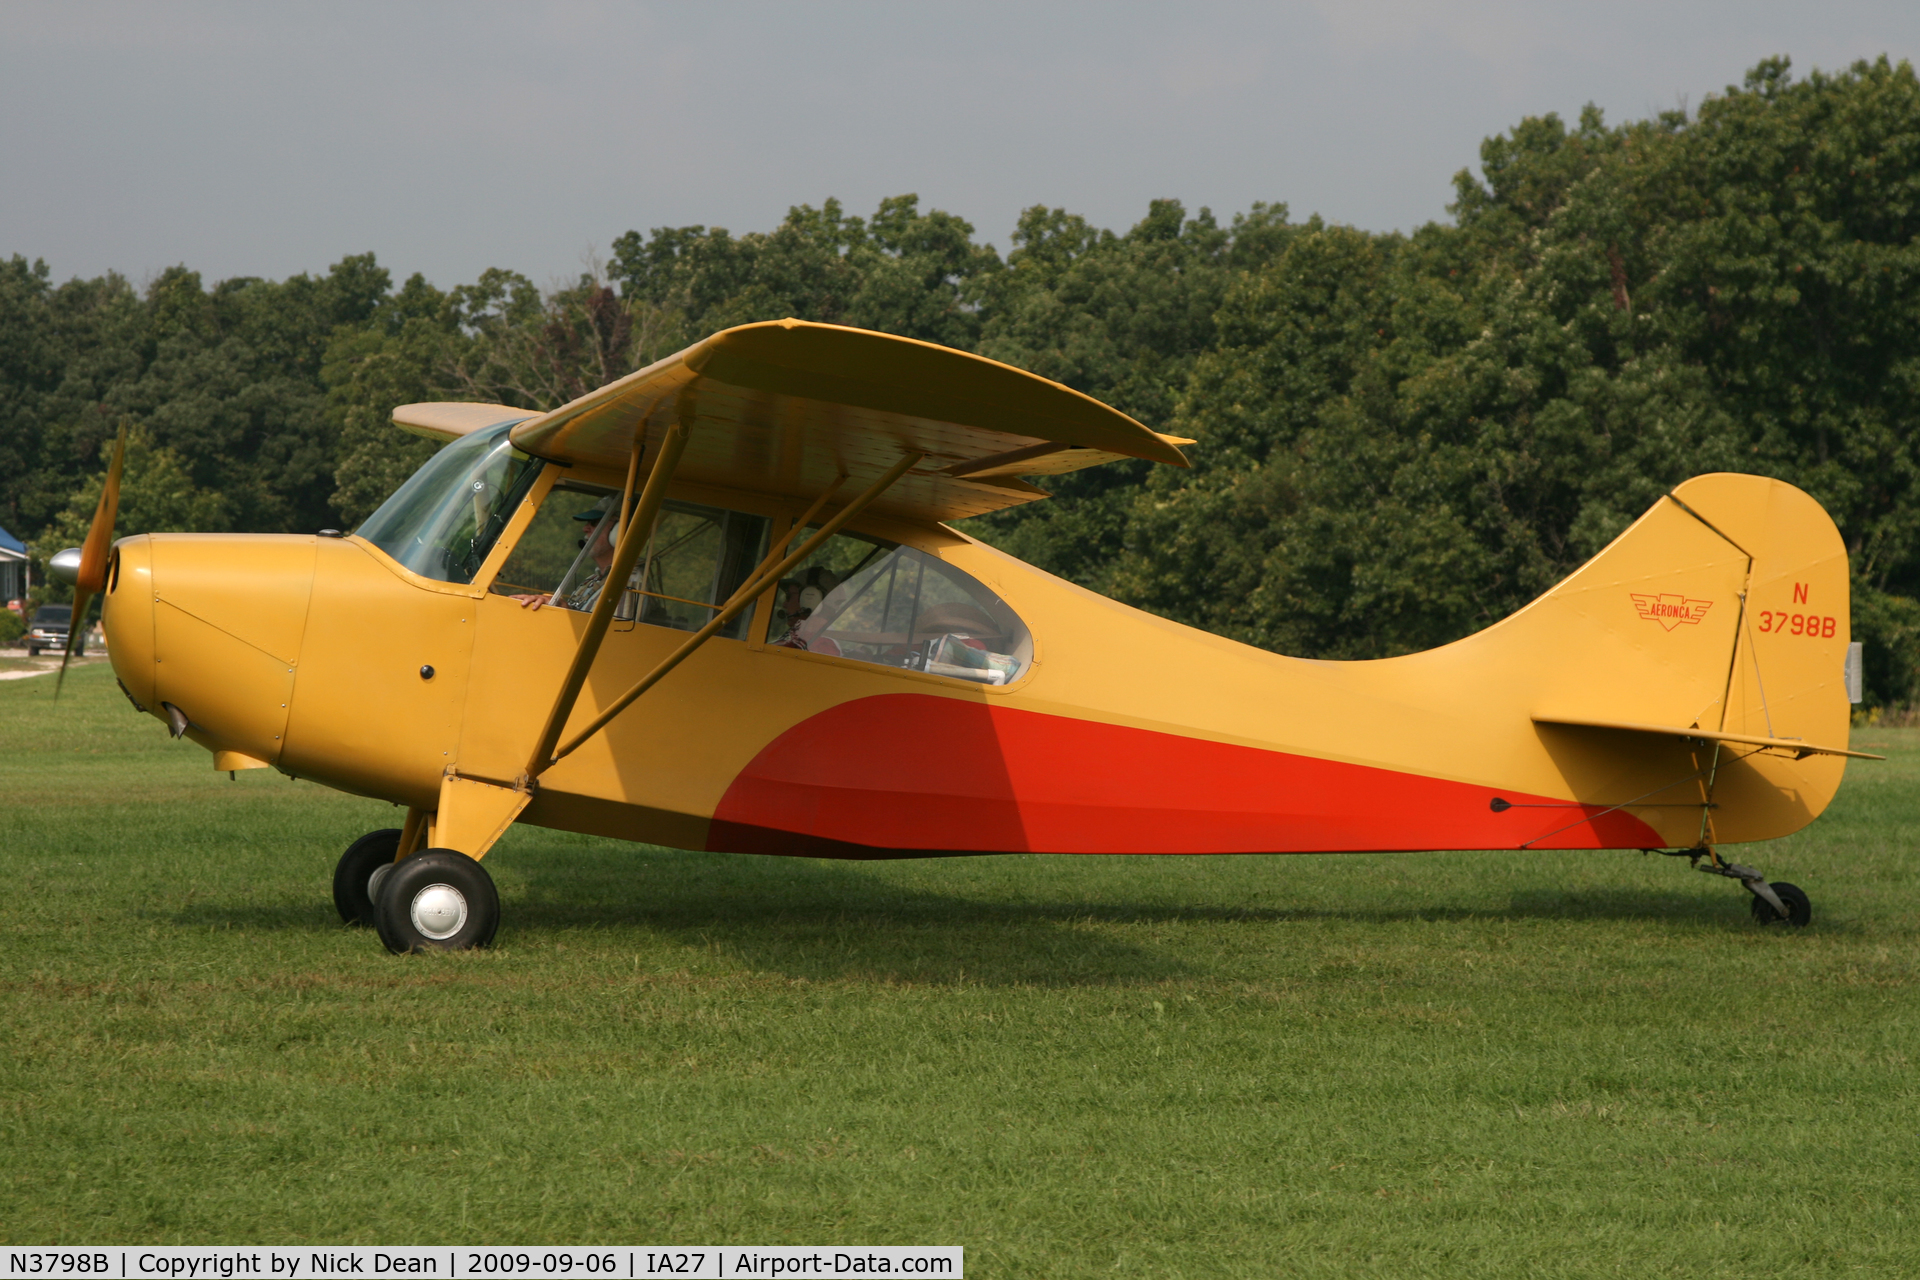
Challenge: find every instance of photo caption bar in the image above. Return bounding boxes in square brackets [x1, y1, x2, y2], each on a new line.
[1, 1250, 961, 1280]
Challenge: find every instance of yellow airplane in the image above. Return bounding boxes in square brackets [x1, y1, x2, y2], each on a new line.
[58, 320, 1874, 953]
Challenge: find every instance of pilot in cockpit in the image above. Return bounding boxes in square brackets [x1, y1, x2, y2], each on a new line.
[509, 506, 618, 612]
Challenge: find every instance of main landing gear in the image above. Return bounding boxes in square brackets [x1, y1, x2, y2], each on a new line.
[333, 828, 402, 927]
[333, 831, 501, 953]
[1669, 847, 1812, 927]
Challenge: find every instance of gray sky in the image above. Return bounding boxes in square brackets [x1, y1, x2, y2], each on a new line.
[6, 1, 1918, 292]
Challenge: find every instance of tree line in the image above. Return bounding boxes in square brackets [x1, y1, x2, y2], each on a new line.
[6, 56, 1920, 702]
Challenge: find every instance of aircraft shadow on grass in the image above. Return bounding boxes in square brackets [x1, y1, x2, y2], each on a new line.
[498, 844, 1202, 986]
[165, 842, 1768, 985]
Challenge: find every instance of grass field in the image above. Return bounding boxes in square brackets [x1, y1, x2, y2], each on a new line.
[3, 663, 1917, 1276]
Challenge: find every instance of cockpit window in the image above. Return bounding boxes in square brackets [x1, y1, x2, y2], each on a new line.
[770, 531, 1032, 685]
[357, 421, 544, 584]
[492, 482, 611, 605]
[491, 482, 770, 641]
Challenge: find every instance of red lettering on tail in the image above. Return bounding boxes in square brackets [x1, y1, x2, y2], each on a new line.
[1629, 593, 1714, 631]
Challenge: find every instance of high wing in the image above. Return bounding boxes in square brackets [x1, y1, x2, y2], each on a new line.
[484, 318, 1191, 523]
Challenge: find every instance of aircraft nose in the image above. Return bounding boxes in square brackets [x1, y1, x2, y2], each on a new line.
[103, 536, 157, 713]
[131, 534, 319, 764]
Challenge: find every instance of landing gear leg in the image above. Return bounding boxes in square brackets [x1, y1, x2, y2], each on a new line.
[1667, 743, 1810, 926]
[1686, 847, 1812, 927]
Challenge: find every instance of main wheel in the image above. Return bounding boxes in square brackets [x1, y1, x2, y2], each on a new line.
[375, 850, 500, 954]
[332, 828, 402, 926]
[1751, 881, 1812, 928]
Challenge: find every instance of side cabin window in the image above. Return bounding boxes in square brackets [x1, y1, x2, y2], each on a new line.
[492, 483, 607, 602]
[636, 503, 770, 638]
[770, 531, 1032, 685]
[357, 422, 545, 584]
[491, 481, 770, 642]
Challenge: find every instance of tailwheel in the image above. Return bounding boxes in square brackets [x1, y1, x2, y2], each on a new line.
[1750, 880, 1812, 928]
[1685, 849, 1813, 929]
[332, 828, 402, 926]
[375, 850, 500, 954]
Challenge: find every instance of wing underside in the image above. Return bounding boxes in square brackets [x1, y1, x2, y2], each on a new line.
[500, 319, 1191, 523]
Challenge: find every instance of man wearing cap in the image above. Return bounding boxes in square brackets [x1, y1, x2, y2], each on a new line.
[508, 506, 620, 612]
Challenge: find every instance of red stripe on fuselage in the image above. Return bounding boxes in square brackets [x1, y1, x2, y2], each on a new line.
[706, 694, 1660, 858]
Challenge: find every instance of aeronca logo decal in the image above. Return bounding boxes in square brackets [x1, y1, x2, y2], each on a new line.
[1630, 593, 1714, 631]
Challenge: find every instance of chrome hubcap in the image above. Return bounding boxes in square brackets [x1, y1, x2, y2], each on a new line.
[367, 862, 394, 906]
[410, 883, 468, 940]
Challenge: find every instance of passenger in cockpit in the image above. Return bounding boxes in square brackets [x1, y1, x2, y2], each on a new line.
[771, 566, 843, 649]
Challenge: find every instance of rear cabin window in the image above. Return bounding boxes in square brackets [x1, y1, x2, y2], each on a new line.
[770, 531, 1032, 685]
[492, 483, 770, 642]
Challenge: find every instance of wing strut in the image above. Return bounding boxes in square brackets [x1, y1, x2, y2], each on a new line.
[523, 415, 691, 781]
[527, 448, 925, 778]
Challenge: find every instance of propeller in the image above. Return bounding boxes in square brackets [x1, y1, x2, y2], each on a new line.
[52, 423, 126, 700]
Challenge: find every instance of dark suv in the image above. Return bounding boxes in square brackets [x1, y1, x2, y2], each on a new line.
[26, 604, 78, 657]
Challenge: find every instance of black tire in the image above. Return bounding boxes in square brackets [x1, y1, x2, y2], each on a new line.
[375, 850, 500, 954]
[25, 645, 36, 657]
[1751, 880, 1812, 928]
[332, 828, 402, 926]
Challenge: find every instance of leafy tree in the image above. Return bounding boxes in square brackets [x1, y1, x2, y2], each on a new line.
[324, 277, 458, 527]
[967, 200, 1294, 588]
[30, 423, 229, 607]
[0, 256, 147, 536]
[0, 252, 396, 548]
[611, 194, 1000, 351]
[325, 266, 683, 525]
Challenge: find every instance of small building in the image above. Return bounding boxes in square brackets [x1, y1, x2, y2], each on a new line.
[0, 525, 25, 606]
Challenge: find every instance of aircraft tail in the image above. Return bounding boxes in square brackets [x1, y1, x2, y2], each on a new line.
[1478, 473, 1857, 845]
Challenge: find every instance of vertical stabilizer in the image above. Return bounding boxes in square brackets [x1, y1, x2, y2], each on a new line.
[1509, 474, 1853, 844]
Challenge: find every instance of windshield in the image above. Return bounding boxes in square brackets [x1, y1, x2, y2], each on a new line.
[356, 422, 545, 584]
[33, 606, 70, 624]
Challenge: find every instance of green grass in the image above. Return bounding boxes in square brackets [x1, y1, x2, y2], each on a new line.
[3, 664, 1918, 1276]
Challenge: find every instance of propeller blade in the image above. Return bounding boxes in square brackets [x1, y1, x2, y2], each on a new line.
[55, 424, 127, 700]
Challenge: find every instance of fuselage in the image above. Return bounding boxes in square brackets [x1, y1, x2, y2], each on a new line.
[102, 465, 1852, 858]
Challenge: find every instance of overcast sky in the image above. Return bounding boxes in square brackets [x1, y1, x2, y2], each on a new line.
[5, 1, 1919, 293]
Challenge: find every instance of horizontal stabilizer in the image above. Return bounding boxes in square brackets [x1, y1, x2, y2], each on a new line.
[1533, 715, 1883, 760]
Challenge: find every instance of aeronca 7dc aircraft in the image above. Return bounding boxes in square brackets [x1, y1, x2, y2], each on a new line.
[53, 319, 1874, 952]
